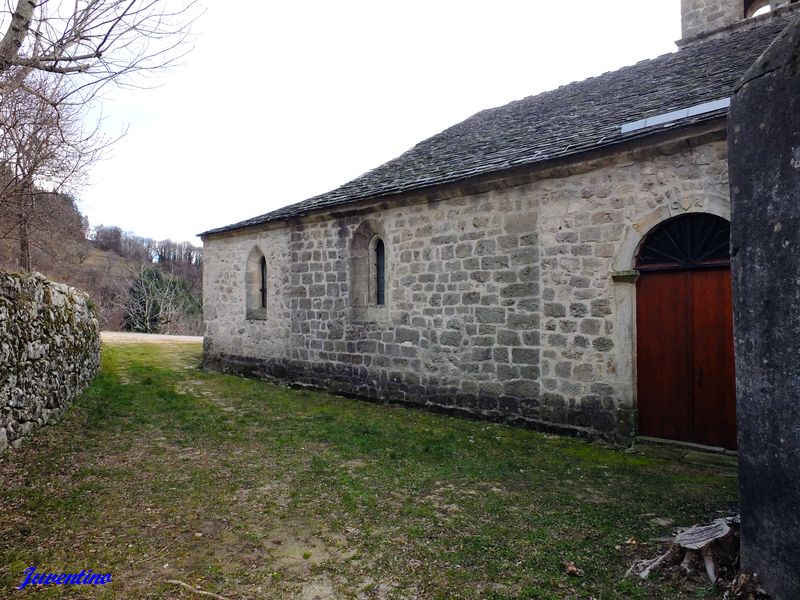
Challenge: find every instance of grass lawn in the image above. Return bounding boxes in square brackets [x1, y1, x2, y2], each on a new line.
[0, 342, 738, 599]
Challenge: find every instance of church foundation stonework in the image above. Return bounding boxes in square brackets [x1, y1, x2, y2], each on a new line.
[729, 13, 800, 599]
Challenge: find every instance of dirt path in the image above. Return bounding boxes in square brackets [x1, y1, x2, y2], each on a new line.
[100, 331, 202, 344]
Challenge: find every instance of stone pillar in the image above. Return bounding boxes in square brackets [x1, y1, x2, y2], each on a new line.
[728, 14, 800, 600]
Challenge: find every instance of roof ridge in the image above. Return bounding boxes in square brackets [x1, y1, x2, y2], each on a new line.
[201, 12, 793, 238]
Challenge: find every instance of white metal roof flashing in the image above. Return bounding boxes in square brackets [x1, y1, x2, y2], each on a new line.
[620, 97, 731, 134]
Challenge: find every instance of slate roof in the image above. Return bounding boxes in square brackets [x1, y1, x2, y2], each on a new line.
[202, 13, 793, 237]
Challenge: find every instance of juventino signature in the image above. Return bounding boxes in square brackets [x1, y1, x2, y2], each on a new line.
[18, 566, 112, 589]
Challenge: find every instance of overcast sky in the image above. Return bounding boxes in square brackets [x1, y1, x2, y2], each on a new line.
[79, 1, 682, 244]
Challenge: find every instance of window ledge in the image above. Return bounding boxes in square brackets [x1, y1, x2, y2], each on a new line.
[246, 308, 268, 321]
[351, 305, 389, 324]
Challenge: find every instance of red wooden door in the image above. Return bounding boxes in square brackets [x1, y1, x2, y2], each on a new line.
[636, 268, 737, 449]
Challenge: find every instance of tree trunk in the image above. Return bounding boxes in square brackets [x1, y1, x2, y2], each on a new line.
[0, 0, 36, 69]
[18, 215, 30, 272]
[17, 189, 34, 272]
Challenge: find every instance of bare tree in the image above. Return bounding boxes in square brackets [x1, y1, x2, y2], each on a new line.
[0, 188, 88, 271]
[116, 264, 201, 334]
[0, 0, 199, 103]
[0, 1, 199, 271]
[0, 74, 108, 270]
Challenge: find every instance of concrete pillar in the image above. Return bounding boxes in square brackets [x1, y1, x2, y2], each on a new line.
[728, 14, 800, 600]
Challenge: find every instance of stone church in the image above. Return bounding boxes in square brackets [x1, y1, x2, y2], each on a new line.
[201, 0, 799, 448]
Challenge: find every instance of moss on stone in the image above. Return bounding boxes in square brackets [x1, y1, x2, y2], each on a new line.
[0, 271, 100, 455]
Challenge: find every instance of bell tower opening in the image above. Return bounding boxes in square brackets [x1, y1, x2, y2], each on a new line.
[681, 0, 800, 44]
[744, 0, 799, 16]
[746, 1, 772, 16]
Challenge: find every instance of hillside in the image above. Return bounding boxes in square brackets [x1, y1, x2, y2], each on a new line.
[0, 195, 203, 333]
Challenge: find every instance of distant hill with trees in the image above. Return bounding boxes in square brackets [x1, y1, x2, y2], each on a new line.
[0, 0, 201, 334]
[0, 196, 203, 335]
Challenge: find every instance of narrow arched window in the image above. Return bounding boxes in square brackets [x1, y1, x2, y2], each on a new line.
[259, 256, 268, 309]
[351, 220, 388, 322]
[245, 247, 267, 320]
[375, 238, 385, 306]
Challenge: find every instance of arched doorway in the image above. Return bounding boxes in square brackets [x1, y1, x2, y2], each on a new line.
[635, 213, 737, 449]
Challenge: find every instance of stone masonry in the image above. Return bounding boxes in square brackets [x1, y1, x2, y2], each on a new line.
[202, 129, 730, 442]
[729, 12, 800, 598]
[0, 272, 100, 455]
[682, 0, 745, 40]
[681, 0, 797, 43]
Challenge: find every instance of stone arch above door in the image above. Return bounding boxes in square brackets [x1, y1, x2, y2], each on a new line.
[612, 198, 731, 276]
[606, 198, 732, 424]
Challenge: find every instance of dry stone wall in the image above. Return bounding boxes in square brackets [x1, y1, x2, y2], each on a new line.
[0, 272, 100, 455]
[203, 133, 730, 442]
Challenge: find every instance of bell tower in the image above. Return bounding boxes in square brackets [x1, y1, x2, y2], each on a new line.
[681, 0, 799, 43]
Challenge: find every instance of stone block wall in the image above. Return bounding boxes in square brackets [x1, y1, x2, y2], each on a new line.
[681, 0, 743, 40]
[202, 226, 293, 367]
[729, 13, 800, 597]
[203, 132, 730, 442]
[537, 138, 730, 433]
[680, 0, 800, 43]
[0, 272, 100, 455]
[205, 186, 549, 430]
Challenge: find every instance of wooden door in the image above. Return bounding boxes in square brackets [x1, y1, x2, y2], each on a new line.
[635, 214, 736, 450]
[637, 269, 736, 448]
